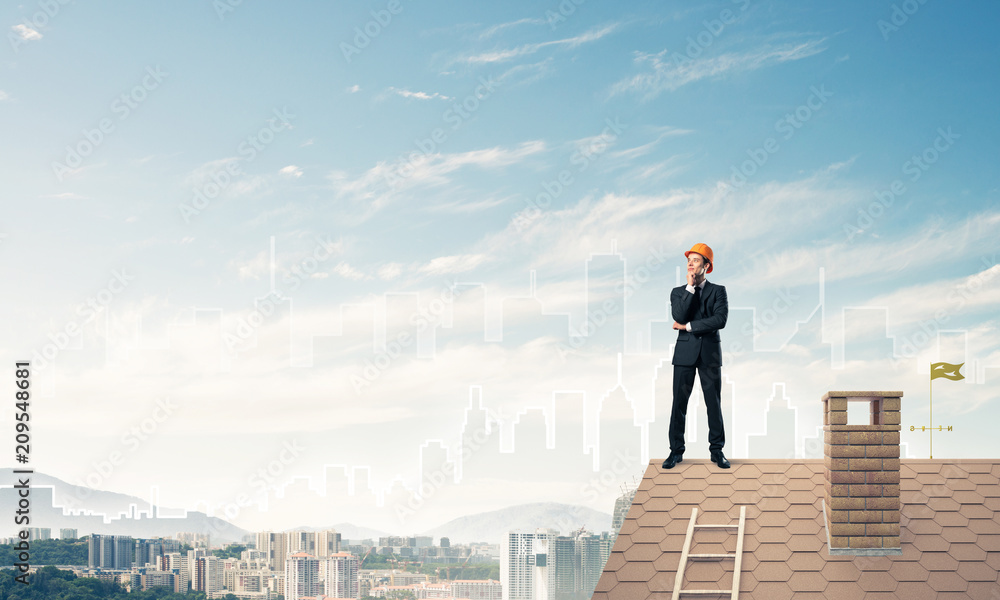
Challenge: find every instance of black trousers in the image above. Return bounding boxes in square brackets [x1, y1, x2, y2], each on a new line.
[669, 363, 724, 454]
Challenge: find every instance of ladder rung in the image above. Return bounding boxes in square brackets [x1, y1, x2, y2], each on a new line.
[673, 506, 747, 600]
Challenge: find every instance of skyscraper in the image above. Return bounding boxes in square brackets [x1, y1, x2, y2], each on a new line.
[88, 534, 133, 569]
[325, 551, 360, 598]
[285, 552, 320, 600]
[612, 487, 636, 538]
[194, 556, 223, 595]
[316, 529, 341, 558]
[502, 529, 557, 600]
[287, 530, 317, 554]
[257, 530, 288, 571]
[552, 534, 580, 600]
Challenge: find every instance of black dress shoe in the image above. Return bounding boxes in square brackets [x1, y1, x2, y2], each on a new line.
[661, 452, 684, 469]
[710, 451, 731, 469]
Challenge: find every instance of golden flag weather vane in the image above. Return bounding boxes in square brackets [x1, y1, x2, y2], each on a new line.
[909, 362, 964, 458]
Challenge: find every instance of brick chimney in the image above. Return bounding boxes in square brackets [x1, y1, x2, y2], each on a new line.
[822, 391, 903, 554]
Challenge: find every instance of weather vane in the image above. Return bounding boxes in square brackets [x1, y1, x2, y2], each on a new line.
[908, 362, 963, 458]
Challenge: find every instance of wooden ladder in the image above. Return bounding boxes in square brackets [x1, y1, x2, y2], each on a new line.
[672, 506, 746, 599]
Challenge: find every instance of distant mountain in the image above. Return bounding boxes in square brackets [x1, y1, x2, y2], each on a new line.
[0, 469, 249, 544]
[421, 502, 613, 545]
[286, 522, 391, 540]
[0, 471, 611, 547]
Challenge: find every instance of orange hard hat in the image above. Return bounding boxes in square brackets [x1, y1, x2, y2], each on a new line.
[684, 243, 714, 273]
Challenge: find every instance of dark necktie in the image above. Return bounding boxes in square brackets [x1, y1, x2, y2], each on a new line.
[687, 286, 701, 322]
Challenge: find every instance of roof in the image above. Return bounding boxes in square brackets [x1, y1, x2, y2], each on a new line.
[592, 459, 1000, 599]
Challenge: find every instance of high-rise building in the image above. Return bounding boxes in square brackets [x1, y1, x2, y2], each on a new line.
[194, 556, 223, 595]
[135, 538, 166, 568]
[578, 533, 609, 597]
[287, 530, 317, 554]
[88, 534, 133, 569]
[187, 548, 206, 585]
[502, 529, 557, 600]
[316, 529, 341, 558]
[552, 535, 580, 600]
[324, 551, 359, 598]
[27, 528, 51, 541]
[285, 552, 320, 600]
[59, 528, 78, 540]
[257, 531, 288, 572]
[160, 552, 189, 593]
[611, 487, 636, 538]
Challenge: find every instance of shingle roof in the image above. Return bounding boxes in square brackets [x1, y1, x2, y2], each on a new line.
[592, 459, 1000, 599]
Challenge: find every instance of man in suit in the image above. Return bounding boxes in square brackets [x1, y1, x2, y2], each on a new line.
[662, 243, 730, 469]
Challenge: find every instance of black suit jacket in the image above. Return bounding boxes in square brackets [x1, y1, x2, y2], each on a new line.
[670, 281, 728, 367]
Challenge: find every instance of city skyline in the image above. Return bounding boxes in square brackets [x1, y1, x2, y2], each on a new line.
[2, 1, 998, 537]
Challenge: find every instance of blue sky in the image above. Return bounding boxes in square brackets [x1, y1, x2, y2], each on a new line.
[2, 1, 999, 534]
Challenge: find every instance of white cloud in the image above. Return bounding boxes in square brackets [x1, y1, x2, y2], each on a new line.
[280, 165, 303, 178]
[611, 39, 827, 99]
[867, 260, 1000, 329]
[463, 23, 620, 64]
[378, 263, 405, 281]
[382, 87, 452, 101]
[424, 196, 511, 213]
[479, 18, 547, 39]
[608, 126, 694, 161]
[347, 84, 361, 93]
[11, 24, 42, 41]
[230, 251, 270, 281]
[328, 141, 546, 222]
[418, 254, 488, 276]
[0, 91, 9, 101]
[333, 261, 368, 281]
